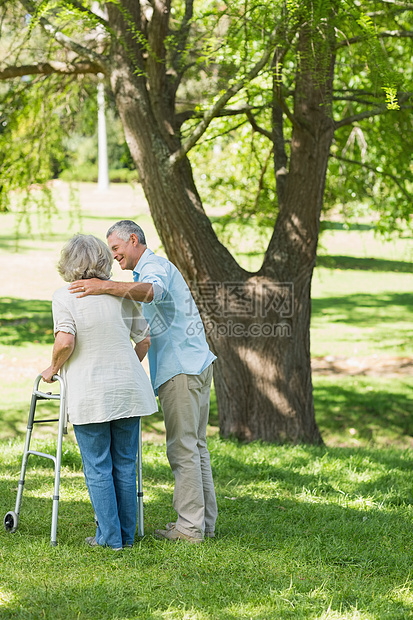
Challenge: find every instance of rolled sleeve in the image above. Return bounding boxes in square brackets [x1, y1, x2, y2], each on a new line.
[140, 272, 168, 304]
[129, 302, 151, 343]
[151, 281, 165, 303]
[130, 318, 150, 343]
[52, 298, 76, 337]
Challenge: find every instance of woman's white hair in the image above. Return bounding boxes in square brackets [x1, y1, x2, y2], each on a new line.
[57, 234, 113, 282]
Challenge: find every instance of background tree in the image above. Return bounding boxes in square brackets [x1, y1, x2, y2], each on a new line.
[0, 0, 412, 442]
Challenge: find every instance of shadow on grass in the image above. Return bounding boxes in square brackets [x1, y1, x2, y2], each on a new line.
[314, 379, 413, 444]
[320, 221, 375, 232]
[1, 439, 84, 473]
[0, 485, 96, 545]
[209, 443, 413, 503]
[317, 254, 413, 273]
[141, 407, 165, 437]
[2, 442, 413, 618]
[0, 404, 29, 439]
[0, 232, 69, 253]
[311, 291, 413, 326]
[0, 297, 53, 346]
[2, 583, 411, 620]
[0, 400, 67, 441]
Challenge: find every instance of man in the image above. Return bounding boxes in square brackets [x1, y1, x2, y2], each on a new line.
[69, 220, 217, 543]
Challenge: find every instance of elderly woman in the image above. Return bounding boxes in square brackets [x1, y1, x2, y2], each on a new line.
[41, 234, 157, 550]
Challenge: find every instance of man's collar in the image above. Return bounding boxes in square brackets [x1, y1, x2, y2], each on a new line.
[133, 247, 153, 277]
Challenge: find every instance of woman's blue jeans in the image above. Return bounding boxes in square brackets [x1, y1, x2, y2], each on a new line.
[73, 417, 140, 549]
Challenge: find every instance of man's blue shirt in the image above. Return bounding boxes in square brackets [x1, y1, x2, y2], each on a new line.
[133, 249, 216, 395]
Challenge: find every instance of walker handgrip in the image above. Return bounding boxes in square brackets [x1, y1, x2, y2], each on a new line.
[35, 374, 65, 399]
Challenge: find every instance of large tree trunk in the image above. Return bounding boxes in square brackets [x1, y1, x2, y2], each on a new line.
[202, 274, 321, 442]
[107, 13, 333, 443]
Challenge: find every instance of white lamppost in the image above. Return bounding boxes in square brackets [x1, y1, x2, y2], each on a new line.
[97, 74, 109, 192]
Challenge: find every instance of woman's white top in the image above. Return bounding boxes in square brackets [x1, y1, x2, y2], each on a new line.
[52, 285, 158, 425]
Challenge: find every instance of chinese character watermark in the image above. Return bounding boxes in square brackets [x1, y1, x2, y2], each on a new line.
[122, 281, 294, 340]
[190, 281, 294, 338]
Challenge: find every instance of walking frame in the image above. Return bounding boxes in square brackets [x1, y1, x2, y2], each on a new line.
[4, 374, 144, 546]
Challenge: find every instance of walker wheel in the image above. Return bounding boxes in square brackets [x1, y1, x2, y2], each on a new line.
[4, 511, 18, 533]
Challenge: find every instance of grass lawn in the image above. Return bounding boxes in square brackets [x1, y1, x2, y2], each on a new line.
[2, 439, 413, 618]
[1, 184, 413, 619]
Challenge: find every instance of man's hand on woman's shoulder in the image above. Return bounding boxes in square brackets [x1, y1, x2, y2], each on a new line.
[69, 278, 108, 297]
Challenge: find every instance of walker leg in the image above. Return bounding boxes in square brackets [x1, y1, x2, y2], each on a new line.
[5, 392, 38, 530]
[136, 417, 144, 537]
[50, 420, 63, 545]
[4, 375, 67, 544]
[50, 376, 66, 546]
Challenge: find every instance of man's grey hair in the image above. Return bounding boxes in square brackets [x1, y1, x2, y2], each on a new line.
[57, 234, 113, 282]
[106, 220, 146, 245]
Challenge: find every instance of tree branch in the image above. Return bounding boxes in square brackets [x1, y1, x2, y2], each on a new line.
[271, 56, 289, 206]
[62, 0, 108, 27]
[330, 153, 412, 202]
[333, 91, 413, 108]
[252, 147, 273, 212]
[269, 39, 298, 133]
[147, 0, 171, 85]
[274, 91, 299, 130]
[146, 0, 180, 143]
[336, 30, 413, 49]
[333, 94, 379, 105]
[175, 104, 263, 127]
[246, 109, 272, 140]
[171, 0, 193, 75]
[377, 0, 413, 7]
[0, 61, 105, 80]
[169, 29, 277, 166]
[19, 0, 108, 66]
[335, 93, 412, 128]
[366, 8, 413, 17]
[166, 0, 195, 104]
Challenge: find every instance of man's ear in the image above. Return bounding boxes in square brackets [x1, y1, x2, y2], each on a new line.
[130, 233, 139, 246]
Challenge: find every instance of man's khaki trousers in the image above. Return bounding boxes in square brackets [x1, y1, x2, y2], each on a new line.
[158, 364, 218, 539]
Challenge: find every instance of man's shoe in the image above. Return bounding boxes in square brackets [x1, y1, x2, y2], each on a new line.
[165, 521, 215, 538]
[155, 525, 203, 543]
[85, 536, 122, 551]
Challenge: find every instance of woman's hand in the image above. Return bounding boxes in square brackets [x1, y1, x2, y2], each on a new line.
[41, 366, 57, 383]
[135, 335, 151, 361]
